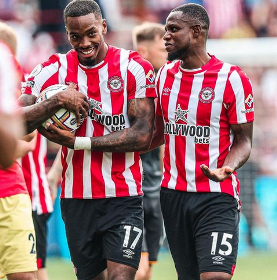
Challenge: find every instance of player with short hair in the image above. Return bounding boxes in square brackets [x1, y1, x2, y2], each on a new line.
[151, 3, 254, 280]
[18, 1, 156, 280]
[0, 22, 37, 280]
[132, 22, 167, 280]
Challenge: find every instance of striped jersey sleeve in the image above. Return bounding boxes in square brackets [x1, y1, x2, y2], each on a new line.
[127, 51, 156, 99]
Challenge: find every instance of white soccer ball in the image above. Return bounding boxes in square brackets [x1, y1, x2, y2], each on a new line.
[36, 84, 84, 132]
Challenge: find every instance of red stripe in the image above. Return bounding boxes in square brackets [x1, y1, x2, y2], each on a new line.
[86, 68, 106, 198]
[65, 52, 85, 197]
[60, 147, 68, 198]
[65, 50, 79, 86]
[160, 63, 178, 188]
[129, 152, 142, 195]
[237, 67, 254, 122]
[21, 154, 32, 200]
[195, 64, 222, 192]
[127, 68, 137, 100]
[174, 72, 194, 191]
[219, 69, 236, 196]
[33, 134, 48, 212]
[108, 48, 130, 197]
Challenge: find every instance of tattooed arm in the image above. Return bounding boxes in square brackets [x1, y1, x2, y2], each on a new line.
[91, 97, 155, 152]
[41, 97, 155, 152]
[18, 84, 89, 133]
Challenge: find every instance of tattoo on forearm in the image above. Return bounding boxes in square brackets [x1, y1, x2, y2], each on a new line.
[18, 94, 61, 133]
[91, 98, 155, 152]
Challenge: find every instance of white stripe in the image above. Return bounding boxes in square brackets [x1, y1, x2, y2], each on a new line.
[32, 62, 59, 96]
[120, 49, 129, 124]
[157, 63, 174, 186]
[58, 54, 67, 84]
[29, 152, 41, 213]
[38, 136, 53, 213]
[64, 149, 74, 198]
[123, 152, 139, 196]
[186, 72, 205, 192]
[99, 64, 116, 197]
[167, 70, 182, 190]
[120, 49, 137, 194]
[229, 70, 248, 124]
[209, 63, 231, 192]
[128, 59, 147, 98]
[231, 173, 239, 204]
[78, 70, 92, 198]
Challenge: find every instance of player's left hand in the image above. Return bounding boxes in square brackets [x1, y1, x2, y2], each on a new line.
[38, 123, 75, 149]
[200, 164, 233, 182]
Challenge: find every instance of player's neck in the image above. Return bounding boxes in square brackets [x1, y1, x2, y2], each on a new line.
[180, 51, 210, 70]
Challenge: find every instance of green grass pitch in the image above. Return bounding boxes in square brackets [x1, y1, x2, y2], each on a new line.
[43, 251, 277, 280]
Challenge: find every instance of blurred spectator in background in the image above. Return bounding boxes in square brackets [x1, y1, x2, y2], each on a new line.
[21, 131, 54, 280]
[203, 0, 255, 38]
[132, 22, 167, 280]
[0, 21, 37, 280]
[0, 22, 22, 168]
[22, 32, 56, 74]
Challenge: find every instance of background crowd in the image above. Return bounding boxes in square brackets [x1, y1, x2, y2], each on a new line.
[1, 0, 277, 260]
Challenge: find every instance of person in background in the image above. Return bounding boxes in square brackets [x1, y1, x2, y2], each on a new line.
[18, 1, 156, 280]
[21, 131, 54, 280]
[0, 21, 37, 280]
[131, 22, 167, 280]
[150, 3, 254, 280]
[46, 148, 62, 204]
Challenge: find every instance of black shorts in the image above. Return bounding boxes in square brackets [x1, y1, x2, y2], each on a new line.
[141, 195, 163, 262]
[32, 211, 51, 268]
[160, 188, 239, 280]
[61, 196, 143, 280]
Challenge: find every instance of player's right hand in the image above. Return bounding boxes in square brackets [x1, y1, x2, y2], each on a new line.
[57, 84, 90, 125]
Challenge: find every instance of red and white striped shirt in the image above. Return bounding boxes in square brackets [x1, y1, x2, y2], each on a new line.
[24, 45, 156, 199]
[21, 133, 53, 214]
[156, 55, 254, 201]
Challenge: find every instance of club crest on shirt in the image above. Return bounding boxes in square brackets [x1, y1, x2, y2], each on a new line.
[107, 76, 123, 92]
[199, 87, 215, 103]
[146, 69, 155, 83]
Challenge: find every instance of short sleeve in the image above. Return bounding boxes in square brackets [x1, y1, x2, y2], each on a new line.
[126, 52, 157, 100]
[23, 54, 60, 97]
[224, 66, 254, 124]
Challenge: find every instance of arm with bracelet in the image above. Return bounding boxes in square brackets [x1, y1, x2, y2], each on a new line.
[42, 96, 155, 152]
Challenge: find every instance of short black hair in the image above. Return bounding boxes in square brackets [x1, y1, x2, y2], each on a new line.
[64, 0, 102, 22]
[171, 3, 210, 30]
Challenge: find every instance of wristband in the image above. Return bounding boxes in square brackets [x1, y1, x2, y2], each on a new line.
[74, 137, 91, 150]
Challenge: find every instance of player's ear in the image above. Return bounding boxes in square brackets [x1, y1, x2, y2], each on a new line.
[102, 19, 107, 35]
[191, 24, 201, 38]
